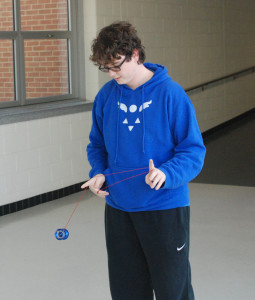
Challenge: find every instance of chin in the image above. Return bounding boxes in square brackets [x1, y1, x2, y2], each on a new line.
[115, 78, 125, 84]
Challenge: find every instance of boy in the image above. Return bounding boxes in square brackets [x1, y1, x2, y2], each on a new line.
[82, 21, 206, 300]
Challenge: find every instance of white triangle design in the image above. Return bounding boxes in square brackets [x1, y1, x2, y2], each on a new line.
[135, 118, 140, 124]
[128, 126, 134, 131]
[123, 118, 128, 124]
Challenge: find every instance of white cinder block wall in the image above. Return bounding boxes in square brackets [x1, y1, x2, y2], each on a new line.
[0, 113, 92, 206]
[1, 0, 254, 206]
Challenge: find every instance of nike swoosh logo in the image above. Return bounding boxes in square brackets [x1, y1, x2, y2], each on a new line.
[177, 243, 186, 251]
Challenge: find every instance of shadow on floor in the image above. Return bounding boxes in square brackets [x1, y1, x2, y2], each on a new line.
[193, 111, 255, 187]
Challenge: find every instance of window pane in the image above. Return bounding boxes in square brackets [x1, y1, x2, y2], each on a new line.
[24, 39, 69, 99]
[0, 0, 13, 31]
[0, 40, 15, 102]
[20, 0, 68, 31]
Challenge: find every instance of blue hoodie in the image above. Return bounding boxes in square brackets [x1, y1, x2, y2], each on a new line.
[87, 63, 206, 212]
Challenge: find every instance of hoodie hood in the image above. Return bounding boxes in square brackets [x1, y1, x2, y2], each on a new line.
[113, 62, 170, 91]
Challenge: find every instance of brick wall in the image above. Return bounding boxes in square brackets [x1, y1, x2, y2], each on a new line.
[20, 0, 68, 31]
[0, 0, 69, 102]
[24, 39, 69, 99]
[0, 0, 13, 31]
[0, 40, 14, 102]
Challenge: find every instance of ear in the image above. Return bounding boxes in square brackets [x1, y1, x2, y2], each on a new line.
[132, 49, 139, 63]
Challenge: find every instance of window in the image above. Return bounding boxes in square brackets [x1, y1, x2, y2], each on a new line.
[0, 0, 79, 108]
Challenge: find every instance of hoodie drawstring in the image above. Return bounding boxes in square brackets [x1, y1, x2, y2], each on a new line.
[142, 86, 145, 154]
[115, 87, 123, 163]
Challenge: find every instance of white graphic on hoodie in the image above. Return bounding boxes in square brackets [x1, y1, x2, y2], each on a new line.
[118, 100, 152, 131]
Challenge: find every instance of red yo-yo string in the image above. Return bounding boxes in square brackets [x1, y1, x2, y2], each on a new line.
[64, 187, 88, 229]
[98, 170, 150, 193]
[56, 167, 150, 239]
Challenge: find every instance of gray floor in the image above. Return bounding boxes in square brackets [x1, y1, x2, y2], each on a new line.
[0, 184, 255, 300]
[1, 115, 255, 300]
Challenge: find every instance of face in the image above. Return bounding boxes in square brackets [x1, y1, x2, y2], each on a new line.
[101, 51, 141, 88]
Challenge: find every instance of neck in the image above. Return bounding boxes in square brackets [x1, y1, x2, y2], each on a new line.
[127, 64, 154, 90]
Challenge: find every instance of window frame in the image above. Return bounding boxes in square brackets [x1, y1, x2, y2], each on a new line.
[0, 0, 81, 109]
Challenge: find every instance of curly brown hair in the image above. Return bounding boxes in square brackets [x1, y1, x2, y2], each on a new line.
[90, 21, 146, 67]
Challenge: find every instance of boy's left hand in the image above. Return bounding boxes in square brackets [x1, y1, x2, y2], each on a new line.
[145, 159, 166, 190]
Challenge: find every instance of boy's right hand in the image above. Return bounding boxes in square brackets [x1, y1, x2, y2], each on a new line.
[81, 174, 109, 199]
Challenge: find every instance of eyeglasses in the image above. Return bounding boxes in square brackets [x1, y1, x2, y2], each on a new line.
[99, 56, 127, 73]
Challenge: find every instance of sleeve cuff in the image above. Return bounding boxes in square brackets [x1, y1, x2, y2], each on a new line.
[158, 166, 171, 189]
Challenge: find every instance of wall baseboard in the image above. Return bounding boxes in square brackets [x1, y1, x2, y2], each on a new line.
[0, 182, 84, 217]
[202, 108, 254, 141]
[1, 108, 254, 217]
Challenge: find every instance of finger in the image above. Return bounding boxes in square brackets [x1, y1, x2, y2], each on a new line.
[95, 175, 106, 188]
[145, 173, 150, 185]
[149, 169, 158, 182]
[81, 183, 87, 189]
[150, 174, 161, 189]
[155, 177, 165, 190]
[89, 184, 98, 195]
[81, 178, 95, 189]
[146, 173, 154, 186]
[150, 173, 164, 189]
[94, 179, 100, 189]
[90, 184, 109, 198]
[97, 190, 109, 199]
[97, 193, 106, 199]
[149, 159, 155, 171]
[90, 184, 103, 195]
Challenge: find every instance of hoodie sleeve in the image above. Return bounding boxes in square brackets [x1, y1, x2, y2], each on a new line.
[159, 89, 206, 189]
[86, 94, 108, 178]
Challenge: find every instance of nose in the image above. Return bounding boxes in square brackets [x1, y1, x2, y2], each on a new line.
[108, 70, 117, 77]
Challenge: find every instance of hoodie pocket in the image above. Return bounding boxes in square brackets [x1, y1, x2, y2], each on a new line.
[103, 166, 147, 209]
[103, 165, 167, 211]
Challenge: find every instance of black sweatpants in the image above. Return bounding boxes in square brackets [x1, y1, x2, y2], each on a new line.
[105, 204, 194, 300]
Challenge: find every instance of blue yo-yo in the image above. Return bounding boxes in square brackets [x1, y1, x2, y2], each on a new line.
[55, 228, 69, 240]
